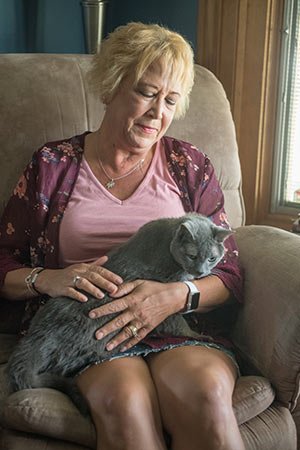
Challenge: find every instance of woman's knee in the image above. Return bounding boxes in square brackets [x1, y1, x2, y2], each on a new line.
[148, 347, 237, 425]
[77, 357, 161, 427]
[99, 376, 155, 420]
[166, 366, 233, 416]
[76, 357, 166, 449]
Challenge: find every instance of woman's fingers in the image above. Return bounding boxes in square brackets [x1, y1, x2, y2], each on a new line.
[94, 309, 133, 339]
[66, 261, 123, 300]
[36, 258, 123, 300]
[86, 264, 123, 294]
[89, 297, 129, 319]
[110, 280, 142, 297]
[94, 310, 148, 351]
[109, 325, 149, 352]
[89, 280, 184, 351]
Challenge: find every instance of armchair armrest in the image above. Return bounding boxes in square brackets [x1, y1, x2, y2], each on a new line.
[232, 225, 300, 412]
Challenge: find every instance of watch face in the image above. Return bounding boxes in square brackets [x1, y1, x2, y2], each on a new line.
[190, 292, 200, 310]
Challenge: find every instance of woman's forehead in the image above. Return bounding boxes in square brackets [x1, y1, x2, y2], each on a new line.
[136, 60, 183, 91]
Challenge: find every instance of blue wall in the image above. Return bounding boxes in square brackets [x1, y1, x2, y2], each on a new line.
[0, 0, 26, 52]
[0, 0, 198, 53]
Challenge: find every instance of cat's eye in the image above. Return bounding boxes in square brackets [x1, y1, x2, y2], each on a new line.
[208, 256, 217, 263]
[187, 254, 197, 260]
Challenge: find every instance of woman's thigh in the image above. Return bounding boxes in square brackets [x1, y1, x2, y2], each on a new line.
[76, 355, 160, 413]
[146, 345, 239, 430]
[76, 356, 167, 449]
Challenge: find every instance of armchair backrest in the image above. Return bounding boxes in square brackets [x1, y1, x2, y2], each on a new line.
[0, 54, 245, 228]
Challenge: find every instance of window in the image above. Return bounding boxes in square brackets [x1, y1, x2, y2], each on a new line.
[272, 0, 300, 213]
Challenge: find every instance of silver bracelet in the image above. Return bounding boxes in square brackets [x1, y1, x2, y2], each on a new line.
[25, 267, 45, 295]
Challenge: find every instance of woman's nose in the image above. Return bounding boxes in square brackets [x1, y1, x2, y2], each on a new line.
[148, 97, 163, 119]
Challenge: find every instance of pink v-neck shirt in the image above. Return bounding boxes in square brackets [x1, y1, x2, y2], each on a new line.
[59, 142, 185, 267]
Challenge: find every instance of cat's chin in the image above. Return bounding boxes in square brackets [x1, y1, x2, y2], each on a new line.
[188, 270, 211, 279]
[182, 273, 195, 281]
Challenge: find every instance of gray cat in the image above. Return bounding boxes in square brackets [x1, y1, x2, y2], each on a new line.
[7, 213, 232, 413]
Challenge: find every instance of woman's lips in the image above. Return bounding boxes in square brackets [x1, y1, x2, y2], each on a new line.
[136, 124, 157, 134]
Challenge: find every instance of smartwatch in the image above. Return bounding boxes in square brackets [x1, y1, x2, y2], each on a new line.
[181, 281, 200, 314]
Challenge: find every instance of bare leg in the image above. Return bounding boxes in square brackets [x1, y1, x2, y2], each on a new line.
[76, 356, 167, 450]
[147, 346, 245, 450]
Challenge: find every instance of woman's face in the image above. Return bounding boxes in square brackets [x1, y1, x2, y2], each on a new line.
[104, 60, 182, 153]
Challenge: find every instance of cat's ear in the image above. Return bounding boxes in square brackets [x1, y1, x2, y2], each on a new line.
[175, 221, 196, 241]
[213, 226, 234, 243]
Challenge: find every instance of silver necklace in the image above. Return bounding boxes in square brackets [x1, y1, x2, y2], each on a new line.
[97, 156, 145, 189]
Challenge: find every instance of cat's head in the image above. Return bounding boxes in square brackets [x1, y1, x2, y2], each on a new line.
[170, 213, 233, 278]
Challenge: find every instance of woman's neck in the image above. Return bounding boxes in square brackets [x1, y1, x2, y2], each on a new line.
[91, 128, 154, 176]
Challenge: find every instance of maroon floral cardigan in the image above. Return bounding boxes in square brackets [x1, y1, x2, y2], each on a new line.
[0, 133, 243, 341]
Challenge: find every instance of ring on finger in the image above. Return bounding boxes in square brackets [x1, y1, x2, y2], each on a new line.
[127, 324, 139, 338]
[73, 275, 82, 288]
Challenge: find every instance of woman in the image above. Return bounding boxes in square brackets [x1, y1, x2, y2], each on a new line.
[0, 23, 245, 450]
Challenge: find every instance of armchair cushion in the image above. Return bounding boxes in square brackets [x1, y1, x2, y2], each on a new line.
[0, 370, 274, 448]
[1, 388, 96, 448]
[233, 226, 300, 412]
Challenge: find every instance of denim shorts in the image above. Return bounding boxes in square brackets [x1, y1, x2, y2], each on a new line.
[77, 339, 240, 376]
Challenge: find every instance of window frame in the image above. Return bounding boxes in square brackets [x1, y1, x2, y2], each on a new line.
[197, 0, 299, 230]
[271, 0, 300, 214]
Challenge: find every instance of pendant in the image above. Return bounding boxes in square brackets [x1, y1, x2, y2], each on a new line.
[106, 179, 115, 189]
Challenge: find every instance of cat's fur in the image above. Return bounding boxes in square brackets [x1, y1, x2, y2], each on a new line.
[7, 213, 232, 413]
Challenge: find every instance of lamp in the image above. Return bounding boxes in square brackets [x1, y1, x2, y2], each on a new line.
[81, 0, 108, 54]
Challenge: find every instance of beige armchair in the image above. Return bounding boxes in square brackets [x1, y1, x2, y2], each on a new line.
[0, 54, 298, 450]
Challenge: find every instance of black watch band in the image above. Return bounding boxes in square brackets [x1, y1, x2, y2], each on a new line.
[181, 281, 200, 314]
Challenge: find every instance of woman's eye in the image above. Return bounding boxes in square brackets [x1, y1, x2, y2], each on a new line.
[208, 256, 217, 263]
[166, 97, 176, 106]
[140, 91, 155, 98]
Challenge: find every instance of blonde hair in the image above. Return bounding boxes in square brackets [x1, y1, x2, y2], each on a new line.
[89, 22, 195, 119]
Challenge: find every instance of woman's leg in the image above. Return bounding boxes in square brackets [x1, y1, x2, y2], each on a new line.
[76, 356, 167, 450]
[147, 346, 245, 450]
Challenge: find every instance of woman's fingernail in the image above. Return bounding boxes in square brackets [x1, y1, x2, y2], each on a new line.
[106, 343, 114, 350]
[96, 331, 103, 339]
[97, 291, 104, 299]
[89, 312, 96, 318]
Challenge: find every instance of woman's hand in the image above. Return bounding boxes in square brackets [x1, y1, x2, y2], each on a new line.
[35, 256, 123, 302]
[88, 280, 188, 351]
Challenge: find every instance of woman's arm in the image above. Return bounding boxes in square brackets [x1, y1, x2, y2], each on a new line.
[0, 268, 42, 300]
[192, 153, 243, 303]
[0, 258, 123, 303]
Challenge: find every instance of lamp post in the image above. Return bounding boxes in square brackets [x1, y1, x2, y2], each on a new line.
[81, 0, 108, 54]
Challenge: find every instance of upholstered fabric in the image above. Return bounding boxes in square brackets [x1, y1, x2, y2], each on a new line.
[0, 428, 91, 450]
[232, 376, 275, 425]
[234, 225, 300, 447]
[1, 389, 96, 448]
[234, 226, 300, 410]
[240, 404, 297, 450]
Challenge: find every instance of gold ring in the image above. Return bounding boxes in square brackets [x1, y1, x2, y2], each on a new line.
[73, 275, 82, 288]
[127, 324, 139, 338]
